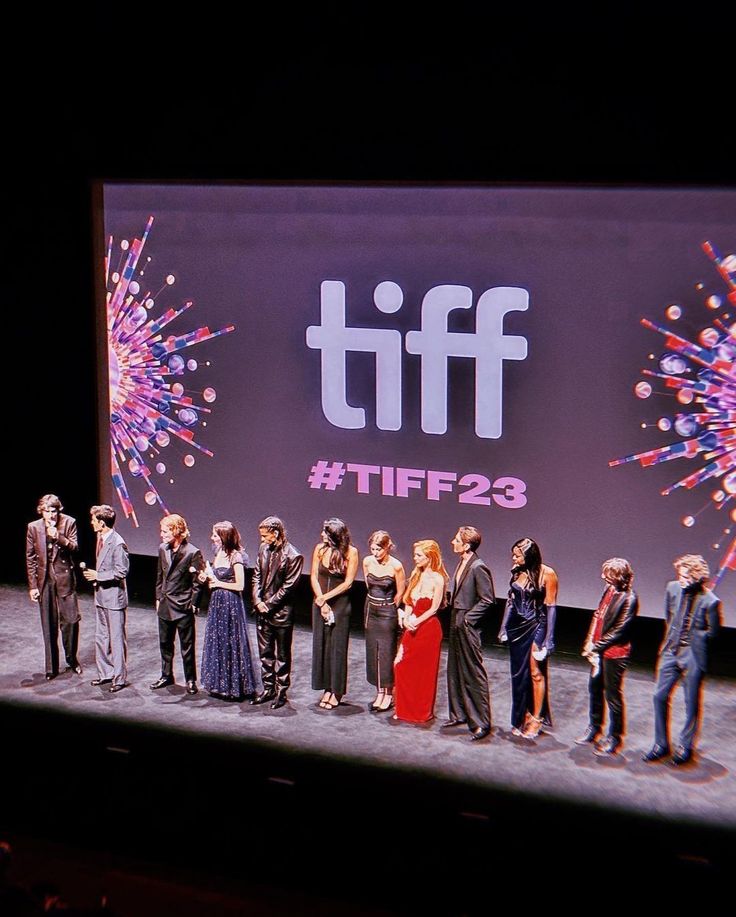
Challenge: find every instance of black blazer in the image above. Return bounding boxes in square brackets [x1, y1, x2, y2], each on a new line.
[156, 540, 205, 621]
[25, 514, 81, 623]
[252, 541, 304, 627]
[586, 588, 638, 653]
[660, 580, 721, 671]
[449, 553, 495, 627]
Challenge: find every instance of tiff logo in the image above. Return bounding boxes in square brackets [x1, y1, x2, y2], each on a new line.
[306, 280, 528, 439]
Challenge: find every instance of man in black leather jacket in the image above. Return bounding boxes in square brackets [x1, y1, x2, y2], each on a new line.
[250, 516, 304, 709]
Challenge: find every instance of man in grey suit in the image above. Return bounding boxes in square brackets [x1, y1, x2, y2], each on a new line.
[443, 526, 495, 741]
[82, 504, 130, 693]
[643, 554, 721, 766]
[26, 493, 82, 679]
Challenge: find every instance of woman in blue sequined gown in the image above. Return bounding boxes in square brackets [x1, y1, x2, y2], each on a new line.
[201, 521, 257, 700]
[498, 538, 559, 738]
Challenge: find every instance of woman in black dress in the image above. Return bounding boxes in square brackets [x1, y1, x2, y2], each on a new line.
[310, 518, 359, 709]
[363, 530, 405, 713]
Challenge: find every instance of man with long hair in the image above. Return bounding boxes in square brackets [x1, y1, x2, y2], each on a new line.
[576, 557, 638, 756]
[251, 516, 304, 709]
[25, 494, 82, 679]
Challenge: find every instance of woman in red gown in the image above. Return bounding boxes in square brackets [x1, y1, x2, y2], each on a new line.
[393, 539, 448, 724]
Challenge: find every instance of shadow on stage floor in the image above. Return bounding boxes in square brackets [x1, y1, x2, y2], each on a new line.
[1, 583, 735, 912]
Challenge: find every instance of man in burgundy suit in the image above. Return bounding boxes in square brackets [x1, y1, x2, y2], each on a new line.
[26, 493, 82, 679]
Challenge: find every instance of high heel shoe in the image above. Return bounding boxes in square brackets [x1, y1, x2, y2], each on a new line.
[370, 691, 385, 712]
[522, 714, 543, 739]
[378, 693, 394, 712]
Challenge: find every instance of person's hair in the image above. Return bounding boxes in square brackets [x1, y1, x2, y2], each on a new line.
[602, 557, 633, 590]
[213, 520, 242, 556]
[161, 513, 189, 540]
[674, 554, 709, 583]
[511, 537, 543, 590]
[368, 530, 394, 553]
[258, 515, 286, 543]
[91, 504, 116, 528]
[403, 539, 448, 603]
[456, 525, 482, 552]
[37, 494, 62, 514]
[319, 518, 352, 574]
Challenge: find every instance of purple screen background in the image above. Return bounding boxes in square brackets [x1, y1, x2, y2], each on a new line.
[100, 184, 736, 625]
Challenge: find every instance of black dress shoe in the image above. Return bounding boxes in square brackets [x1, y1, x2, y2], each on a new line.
[642, 744, 670, 762]
[150, 676, 174, 690]
[109, 683, 128, 693]
[670, 745, 693, 766]
[186, 681, 198, 695]
[66, 664, 83, 675]
[250, 690, 275, 705]
[271, 692, 288, 709]
[470, 727, 491, 741]
[45, 672, 57, 681]
[91, 678, 112, 687]
[574, 725, 601, 745]
[594, 737, 621, 757]
[442, 718, 467, 728]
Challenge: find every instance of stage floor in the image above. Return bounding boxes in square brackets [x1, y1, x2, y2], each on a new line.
[1, 584, 734, 830]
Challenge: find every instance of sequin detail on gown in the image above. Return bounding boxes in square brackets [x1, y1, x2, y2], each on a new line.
[201, 561, 256, 698]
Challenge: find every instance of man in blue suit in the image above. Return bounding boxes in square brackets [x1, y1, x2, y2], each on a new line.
[643, 554, 721, 766]
[83, 504, 130, 692]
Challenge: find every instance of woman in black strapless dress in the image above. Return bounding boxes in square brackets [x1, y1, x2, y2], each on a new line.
[363, 530, 405, 712]
[310, 518, 359, 709]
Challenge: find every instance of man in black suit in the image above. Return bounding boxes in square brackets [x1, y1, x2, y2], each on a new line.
[150, 513, 204, 695]
[25, 493, 82, 679]
[575, 557, 638, 756]
[250, 516, 304, 709]
[443, 526, 495, 741]
[643, 554, 721, 766]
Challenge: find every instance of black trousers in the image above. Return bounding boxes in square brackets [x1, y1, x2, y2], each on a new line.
[158, 615, 197, 682]
[447, 610, 491, 731]
[589, 656, 627, 740]
[256, 618, 293, 693]
[39, 581, 79, 674]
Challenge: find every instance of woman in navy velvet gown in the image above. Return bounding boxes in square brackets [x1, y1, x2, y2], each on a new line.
[498, 537, 558, 738]
[201, 521, 256, 700]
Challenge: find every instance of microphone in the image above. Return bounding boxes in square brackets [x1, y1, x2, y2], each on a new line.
[80, 562, 97, 587]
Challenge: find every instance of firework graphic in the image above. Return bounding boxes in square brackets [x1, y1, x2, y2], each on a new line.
[105, 216, 235, 526]
[610, 240, 736, 582]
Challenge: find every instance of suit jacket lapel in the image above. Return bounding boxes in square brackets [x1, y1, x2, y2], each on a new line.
[601, 590, 622, 631]
[97, 534, 113, 568]
[265, 546, 281, 592]
[453, 554, 474, 601]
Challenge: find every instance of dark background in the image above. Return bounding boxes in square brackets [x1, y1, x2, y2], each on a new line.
[3, 11, 735, 913]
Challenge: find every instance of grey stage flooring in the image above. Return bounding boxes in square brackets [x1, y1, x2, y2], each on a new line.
[1, 584, 735, 830]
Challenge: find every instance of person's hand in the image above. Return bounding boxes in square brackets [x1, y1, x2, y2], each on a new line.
[46, 525, 58, 540]
[315, 594, 326, 608]
[257, 601, 269, 614]
[397, 608, 406, 629]
[321, 603, 332, 621]
[405, 613, 418, 632]
[498, 630, 508, 643]
[532, 646, 548, 662]
[82, 568, 97, 582]
[29, 588, 40, 602]
[197, 570, 209, 584]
